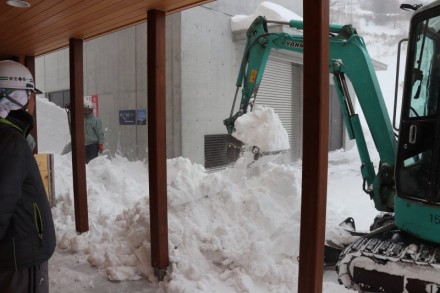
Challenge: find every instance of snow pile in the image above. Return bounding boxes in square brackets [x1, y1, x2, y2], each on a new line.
[49, 140, 371, 293]
[34, 88, 378, 293]
[167, 161, 302, 292]
[52, 151, 304, 291]
[231, 1, 303, 32]
[232, 105, 290, 152]
[36, 97, 71, 154]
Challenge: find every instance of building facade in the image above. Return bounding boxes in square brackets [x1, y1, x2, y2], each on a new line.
[36, 0, 375, 167]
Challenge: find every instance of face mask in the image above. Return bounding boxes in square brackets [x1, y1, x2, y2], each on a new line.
[0, 89, 29, 118]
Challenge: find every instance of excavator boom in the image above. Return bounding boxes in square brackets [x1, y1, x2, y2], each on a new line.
[225, 16, 396, 212]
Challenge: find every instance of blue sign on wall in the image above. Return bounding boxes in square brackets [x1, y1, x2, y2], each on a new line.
[136, 108, 147, 125]
[119, 110, 136, 125]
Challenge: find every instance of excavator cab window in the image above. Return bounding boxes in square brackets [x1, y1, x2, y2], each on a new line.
[396, 12, 440, 203]
[409, 19, 440, 117]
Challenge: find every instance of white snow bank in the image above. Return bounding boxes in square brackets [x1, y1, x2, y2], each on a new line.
[53, 153, 304, 291]
[51, 148, 373, 292]
[232, 105, 290, 152]
[36, 96, 71, 154]
[231, 1, 303, 32]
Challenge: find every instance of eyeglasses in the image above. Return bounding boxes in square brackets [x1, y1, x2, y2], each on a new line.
[0, 88, 34, 97]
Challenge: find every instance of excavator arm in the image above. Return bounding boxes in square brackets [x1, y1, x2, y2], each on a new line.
[224, 16, 397, 212]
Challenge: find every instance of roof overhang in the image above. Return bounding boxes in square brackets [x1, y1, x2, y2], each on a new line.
[0, 0, 214, 59]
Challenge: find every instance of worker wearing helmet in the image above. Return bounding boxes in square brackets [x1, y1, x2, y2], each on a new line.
[84, 100, 105, 163]
[0, 60, 55, 292]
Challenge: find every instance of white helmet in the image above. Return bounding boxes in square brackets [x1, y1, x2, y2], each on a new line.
[0, 60, 42, 93]
[84, 100, 94, 109]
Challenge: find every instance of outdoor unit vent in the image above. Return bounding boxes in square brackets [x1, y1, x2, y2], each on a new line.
[204, 134, 233, 170]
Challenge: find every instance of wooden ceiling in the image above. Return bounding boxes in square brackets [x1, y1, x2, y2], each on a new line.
[0, 0, 213, 59]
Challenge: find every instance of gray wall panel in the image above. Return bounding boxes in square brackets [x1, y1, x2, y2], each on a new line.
[180, 6, 241, 164]
[35, 20, 182, 161]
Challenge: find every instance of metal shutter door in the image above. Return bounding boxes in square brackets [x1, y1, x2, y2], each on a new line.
[256, 58, 303, 164]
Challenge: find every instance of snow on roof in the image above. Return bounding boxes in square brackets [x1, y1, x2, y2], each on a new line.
[231, 1, 303, 32]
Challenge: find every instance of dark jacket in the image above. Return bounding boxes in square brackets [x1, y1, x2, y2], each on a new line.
[0, 111, 56, 270]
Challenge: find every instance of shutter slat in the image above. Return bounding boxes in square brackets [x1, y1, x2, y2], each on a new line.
[257, 59, 302, 164]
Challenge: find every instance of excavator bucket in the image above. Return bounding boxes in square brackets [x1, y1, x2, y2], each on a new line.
[225, 104, 290, 166]
[226, 134, 289, 167]
[226, 134, 245, 163]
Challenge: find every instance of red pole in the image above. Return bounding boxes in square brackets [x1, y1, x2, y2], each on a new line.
[297, 0, 330, 292]
[147, 9, 169, 280]
[69, 38, 89, 233]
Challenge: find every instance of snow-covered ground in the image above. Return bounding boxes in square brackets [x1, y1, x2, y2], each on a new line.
[42, 97, 373, 293]
[35, 1, 416, 292]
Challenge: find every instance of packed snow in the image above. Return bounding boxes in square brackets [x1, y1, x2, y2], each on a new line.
[233, 105, 290, 152]
[34, 1, 414, 292]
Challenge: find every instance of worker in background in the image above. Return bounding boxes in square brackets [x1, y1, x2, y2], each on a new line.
[84, 100, 105, 163]
[0, 60, 56, 292]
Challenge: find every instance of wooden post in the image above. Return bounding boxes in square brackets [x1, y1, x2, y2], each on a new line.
[147, 9, 169, 280]
[24, 56, 38, 154]
[69, 38, 89, 233]
[297, 0, 329, 292]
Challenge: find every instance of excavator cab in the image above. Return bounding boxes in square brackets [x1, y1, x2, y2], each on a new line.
[335, 3, 440, 292]
[395, 2, 440, 244]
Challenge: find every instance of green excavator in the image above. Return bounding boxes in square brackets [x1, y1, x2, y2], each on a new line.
[224, 1, 440, 292]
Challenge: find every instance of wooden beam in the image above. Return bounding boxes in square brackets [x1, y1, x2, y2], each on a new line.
[0, 0, 215, 59]
[69, 38, 89, 233]
[297, 0, 329, 292]
[147, 9, 169, 280]
[24, 56, 38, 154]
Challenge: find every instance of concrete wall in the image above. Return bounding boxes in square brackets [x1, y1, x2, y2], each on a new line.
[35, 0, 306, 163]
[84, 26, 140, 159]
[179, 6, 240, 164]
[35, 14, 183, 161]
[36, 49, 69, 93]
